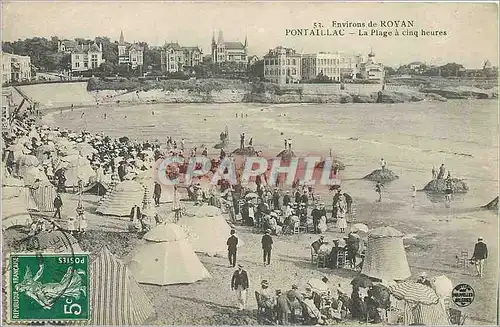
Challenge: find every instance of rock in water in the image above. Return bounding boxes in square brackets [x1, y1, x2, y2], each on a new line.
[232, 146, 257, 156]
[482, 196, 498, 211]
[363, 169, 399, 182]
[422, 178, 469, 193]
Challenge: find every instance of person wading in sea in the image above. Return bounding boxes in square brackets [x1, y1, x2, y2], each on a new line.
[375, 181, 384, 202]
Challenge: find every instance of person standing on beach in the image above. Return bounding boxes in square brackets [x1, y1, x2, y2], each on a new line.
[53, 194, 63, 220]
[375, 181, 384, 202]
[411, 184, 417, 197]
[472, 237, 488, 277]
[432, 166, 437, 180]
[262, 229, 274, 266]
[437, 164, 446, 179]
[227, 229, 239, 267]
[231, 264, 249, 310]
[284, 139, 288, 149]
[153, 181, 162, 207]
[288, 138, 292, 151]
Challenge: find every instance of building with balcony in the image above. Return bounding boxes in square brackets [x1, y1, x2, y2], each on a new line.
[263, 46, 301, 84]
[301, 52, 343, 82]
[1, 52, 32, 84]
[211, 30, 248, 70]
[71, 42, 105, 72]
[160, 43, 203, 73]
[117, 31, 144, 69]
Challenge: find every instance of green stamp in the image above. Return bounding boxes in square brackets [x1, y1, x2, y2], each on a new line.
[9, 253, 90, 322]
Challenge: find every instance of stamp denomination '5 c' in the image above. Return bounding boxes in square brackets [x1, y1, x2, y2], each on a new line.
[9, 253, 90, 322]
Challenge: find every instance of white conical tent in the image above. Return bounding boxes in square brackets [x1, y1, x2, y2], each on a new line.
[128, 223, 211, 285]
[96, 180, 145, 216]
[177, 205, 241, 255]
[2, 191, 33, 229]
[88, 247, 155, 325]
[361, 226, 411, 281]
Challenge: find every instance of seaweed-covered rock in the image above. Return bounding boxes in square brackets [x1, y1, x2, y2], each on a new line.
[276, 149, 296, 161]
[232, 146, 257, 156]
[363, 169, 399, 182]
[315, 159, 346, 170]
[422, 178, 469, 193]
[482, 196, 498, 211]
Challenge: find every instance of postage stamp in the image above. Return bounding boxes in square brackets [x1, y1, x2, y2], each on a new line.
[8, 253, 90, 322]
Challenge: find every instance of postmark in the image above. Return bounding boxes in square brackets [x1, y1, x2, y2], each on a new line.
[451, 283, 475, 307]
[8, 252, 90, 322]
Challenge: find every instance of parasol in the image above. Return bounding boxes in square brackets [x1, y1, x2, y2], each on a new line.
[307, 278, 329, 293]
[389, 281, 440, 305]
[245, 192, 258, 199]
[431, 275, 453, 299]
[351, 274, 374, 289]
[350, 223, 369, 234]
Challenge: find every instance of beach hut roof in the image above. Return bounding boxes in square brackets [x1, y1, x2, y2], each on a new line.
[369, 226, 404, 238]
[143, 223, 186, 242]
[128, 223, 211, 285]
[88, 247, 155, 325]
[389, 281, 440, 305]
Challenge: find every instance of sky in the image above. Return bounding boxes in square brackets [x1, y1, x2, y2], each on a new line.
[1, 1, 498, 68]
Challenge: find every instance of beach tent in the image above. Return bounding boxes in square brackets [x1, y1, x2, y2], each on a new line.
[389, 281, 450, 325]
[96, 180, 145, 216]
[29, 182, 57, 212]
[16, 154, 40, 176]
[177, 206, 240, 255]
[2, 192, 33, 230]
[87, 247, 155, 325]
[20, 166, 50, 186]
[361, 226, 411, 281]
[128, 223, 211, 285]
[81, 181, 109, 196]
[54, 155, 96, 186]
[2, 176, 25, 199]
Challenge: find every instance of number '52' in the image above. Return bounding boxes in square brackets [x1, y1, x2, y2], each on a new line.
[63, 298, 82, 315]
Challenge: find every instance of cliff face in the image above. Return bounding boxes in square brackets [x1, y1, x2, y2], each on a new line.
[421, 86, 496, 99]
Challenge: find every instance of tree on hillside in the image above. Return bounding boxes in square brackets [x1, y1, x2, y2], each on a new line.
[384, 66, 397, 76]
[248, 59, 264, 80]
[438, 63, 465, 77]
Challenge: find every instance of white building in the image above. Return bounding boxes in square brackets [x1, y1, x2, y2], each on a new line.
[263, 46, 301, 84]
[358, 50, 385, 81]
[301, 52, 342, 82]
[211, 30, 248, 70]
[117, 31, 144, 69]
[71, 42, 105, 72]
[1, 52, 32, 84]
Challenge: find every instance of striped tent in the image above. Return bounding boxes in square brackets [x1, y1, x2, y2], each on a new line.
[361, 226, 411, 281]
[389, 281, 440, 305]
[390, 282, 450, 325]
[96, 180, 145, 217]
[88, 246, 156, 325]
[29, 183, 57, 212]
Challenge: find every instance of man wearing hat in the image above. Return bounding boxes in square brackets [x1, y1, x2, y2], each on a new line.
[153, 181, 162, 207]
[53, 193, 63, 220]
[472, 237, 488, 277]
[311, 202, 326, 234]
[283, 190, 291, 207]
[261, 229, 274, 266]
[226, 229, 239, 267]
[416, 272, 432, 287]
[258, 280, 275, 312]
[231, 264, 249, 310]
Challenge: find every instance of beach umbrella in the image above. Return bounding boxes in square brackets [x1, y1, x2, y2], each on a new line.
[17, 154, 39, 167]
[431, 275, 453, 299]
[245, 192, 258, 199]
[15, 136, 30, 146]
[76, 143, 97, 157]
[37, 144, 57, 153]
[351, 275, 374, 289]
[351, 223, 369, 234]
[307, 278, 329, 293]
[7, 144, 30, 153]
[389, 281, 440, 305]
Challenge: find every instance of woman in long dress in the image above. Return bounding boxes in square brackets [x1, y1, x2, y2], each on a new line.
[336, 198, 347, 233]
